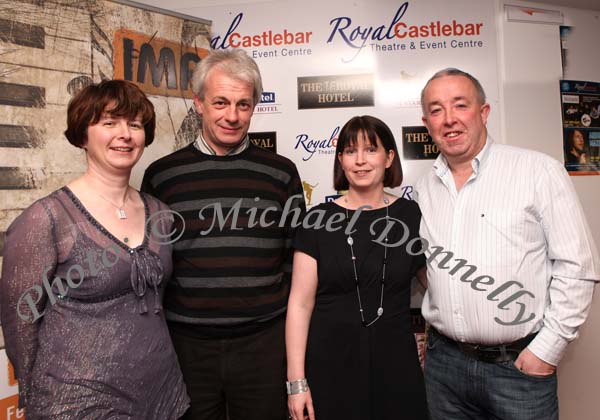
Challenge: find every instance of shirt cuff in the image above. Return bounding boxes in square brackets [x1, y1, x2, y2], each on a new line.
[527, 326, 569, 366]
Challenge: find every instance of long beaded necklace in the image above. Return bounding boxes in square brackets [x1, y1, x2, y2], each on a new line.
[345, 196, 389, 327]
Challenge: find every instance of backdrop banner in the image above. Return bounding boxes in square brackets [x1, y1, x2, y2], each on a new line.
[188, 0, 500, 205]
[182, 0, 500, 368]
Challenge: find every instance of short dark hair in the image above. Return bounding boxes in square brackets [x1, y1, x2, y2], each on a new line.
[421, 67, 486, 113]
[333, 115, 403, 190]
[64, 80, 156, 148]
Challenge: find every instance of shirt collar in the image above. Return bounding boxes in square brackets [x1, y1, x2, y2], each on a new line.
[194, 131, 250, 156]
[472, 135, 493, 175]
[433, 135, 494, 179]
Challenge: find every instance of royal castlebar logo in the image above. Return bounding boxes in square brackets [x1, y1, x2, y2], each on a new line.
[326, 3, 485, 62]
[211, 12, 313, 59]
[294, 126, 339, 161]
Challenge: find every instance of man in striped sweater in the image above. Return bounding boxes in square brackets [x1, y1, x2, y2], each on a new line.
[142, 49, 305, 420]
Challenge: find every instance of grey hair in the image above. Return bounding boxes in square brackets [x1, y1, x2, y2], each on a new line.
[420, 68, 486, 113]
[191, 49, 263, 105]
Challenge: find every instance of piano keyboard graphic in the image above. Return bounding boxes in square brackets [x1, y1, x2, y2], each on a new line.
[0, 1, 99, 258]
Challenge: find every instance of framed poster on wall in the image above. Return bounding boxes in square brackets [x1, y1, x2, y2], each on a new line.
[560, 79, 600, 175]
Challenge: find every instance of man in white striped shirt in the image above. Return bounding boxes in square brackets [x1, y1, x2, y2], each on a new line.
[415, 68, 600, 420]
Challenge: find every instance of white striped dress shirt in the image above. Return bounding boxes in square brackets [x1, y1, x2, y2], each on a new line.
[415, 138, 600, 366]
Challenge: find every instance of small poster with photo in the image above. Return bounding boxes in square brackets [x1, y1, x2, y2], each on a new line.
[560, 80, 600, 175]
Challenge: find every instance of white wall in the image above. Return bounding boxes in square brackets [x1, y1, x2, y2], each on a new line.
[497, 1, 600, 419]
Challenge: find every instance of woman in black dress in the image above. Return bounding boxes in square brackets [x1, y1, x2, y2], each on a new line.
[286, 115, 428, 420]
[0, 80, 189, 419]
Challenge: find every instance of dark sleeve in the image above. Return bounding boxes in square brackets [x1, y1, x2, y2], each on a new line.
[0, 200, 57, 409]
[408, 201, 426, 274]
[140, 164, 156, 197]
[286, 162, 307, 235]
[292, 207, 321, 261]
[283, 162, 307, 272]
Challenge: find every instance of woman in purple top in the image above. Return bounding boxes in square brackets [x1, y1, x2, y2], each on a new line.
[0, 80, 189, 419]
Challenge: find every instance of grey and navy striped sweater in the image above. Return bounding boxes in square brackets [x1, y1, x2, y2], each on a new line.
[141, 143, 305, 338]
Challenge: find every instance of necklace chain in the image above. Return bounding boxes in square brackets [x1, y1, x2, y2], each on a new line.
[99, 188, 129, 220]
[344, 196, 389, 327]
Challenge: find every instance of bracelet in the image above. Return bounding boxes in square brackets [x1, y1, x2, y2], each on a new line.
[286, 378, 309, 395]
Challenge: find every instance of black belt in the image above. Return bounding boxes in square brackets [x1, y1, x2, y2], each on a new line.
[429, 327, 536, 363]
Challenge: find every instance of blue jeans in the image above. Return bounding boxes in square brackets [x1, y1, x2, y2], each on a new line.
[424, 330, 558, 420]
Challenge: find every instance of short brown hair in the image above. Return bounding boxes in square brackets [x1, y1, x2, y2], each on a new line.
[333, 115, 403, 190]
[64, 80, 156, 148]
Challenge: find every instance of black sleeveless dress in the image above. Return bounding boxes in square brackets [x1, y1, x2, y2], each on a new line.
[293, 199, 428, 420]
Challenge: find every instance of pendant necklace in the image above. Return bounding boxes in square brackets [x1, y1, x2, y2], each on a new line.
[99, 188, 129, 220]
[345, 196, 389, 327]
